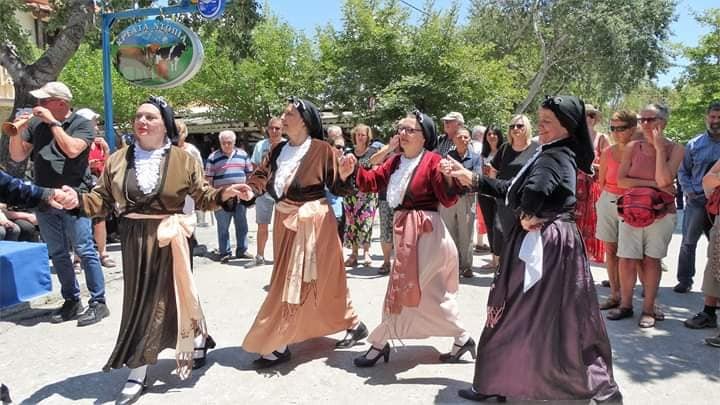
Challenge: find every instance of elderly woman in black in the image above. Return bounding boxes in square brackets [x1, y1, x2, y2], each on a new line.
[442, 96, 620, 403]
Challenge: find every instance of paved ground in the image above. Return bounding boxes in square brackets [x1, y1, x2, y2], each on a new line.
[1, 209, 719, 404]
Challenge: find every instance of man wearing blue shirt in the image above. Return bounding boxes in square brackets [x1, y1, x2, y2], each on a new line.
[676, 101, 720, 294]
[440, 127, 482, 278]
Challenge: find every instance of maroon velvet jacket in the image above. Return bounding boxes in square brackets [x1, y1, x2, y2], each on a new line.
[356, 151, 458, 211]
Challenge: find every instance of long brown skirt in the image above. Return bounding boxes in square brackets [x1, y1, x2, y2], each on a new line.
[242, 207, 358, 355]
[104, 218, 179, 370]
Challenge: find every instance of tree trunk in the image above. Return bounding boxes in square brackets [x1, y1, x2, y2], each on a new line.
[0, 0, 95, 169]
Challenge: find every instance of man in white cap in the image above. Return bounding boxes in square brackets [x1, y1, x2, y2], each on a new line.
[8, 81, 109, 326]
[436, 111, 465, 157]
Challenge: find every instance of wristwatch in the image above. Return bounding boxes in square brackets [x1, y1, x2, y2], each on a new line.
[49, 120, 62, 127]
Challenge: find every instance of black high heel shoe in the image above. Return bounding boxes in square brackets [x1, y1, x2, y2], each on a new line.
[353, 343, 390, 367]
[439, 337, 476, 363]
[457, 387, 506, 402]
[336, 321, 368, 348]
[192, 335, 216, 370]
[115, 376, 147, 405]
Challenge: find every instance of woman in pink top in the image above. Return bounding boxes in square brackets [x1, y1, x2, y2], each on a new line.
[595, 110, 639, 310]
[610, 104, 684, 328]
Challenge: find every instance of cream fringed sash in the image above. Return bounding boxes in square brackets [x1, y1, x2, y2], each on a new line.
[275, 199, 329, 323]
[125, 212, 205, 380]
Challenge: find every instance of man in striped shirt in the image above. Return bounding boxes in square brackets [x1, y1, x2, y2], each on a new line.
[205, 130, 254, 263]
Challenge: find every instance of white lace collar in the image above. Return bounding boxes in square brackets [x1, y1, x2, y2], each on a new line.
[273, 136, 311, 198]
[134, 139, 171, 195]
[387, 152, 424, 208]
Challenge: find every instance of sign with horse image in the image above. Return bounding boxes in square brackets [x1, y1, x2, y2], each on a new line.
[112, 20, 204, 89]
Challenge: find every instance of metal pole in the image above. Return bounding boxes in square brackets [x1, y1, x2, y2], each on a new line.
[101, 13, 116, 150]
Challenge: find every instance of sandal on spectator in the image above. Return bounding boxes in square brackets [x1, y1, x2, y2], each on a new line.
[344, 255, 358, 267]
[378, 262, 391, 275]
[473, 244, 490, 253]
[638, 312, 656, 328]
[101, 255, 117, 268]
[479, 262, 497, 270]
[599, 297, 620, 310]
[653, 306, 665, 321]
[607, 307, 633, 320]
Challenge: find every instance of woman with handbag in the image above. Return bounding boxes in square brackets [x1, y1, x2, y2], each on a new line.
[609, 103, 685, 328]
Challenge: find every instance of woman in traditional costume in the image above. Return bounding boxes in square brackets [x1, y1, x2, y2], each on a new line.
[349, 111, 475, 367]
[237, 97, 367, 368]
[66, 97, 241, 404]
[444, 96, 621, 403]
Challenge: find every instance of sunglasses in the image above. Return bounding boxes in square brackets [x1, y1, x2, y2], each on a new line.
[609, 125, 631, 132]
[509, 124, 525, 130]
[334, 144, 344, 150]
[398, 126, 422, 134]
[269, 126, 282, 131]
[587, 113, 597, 119]
[639, 117, 659, 123]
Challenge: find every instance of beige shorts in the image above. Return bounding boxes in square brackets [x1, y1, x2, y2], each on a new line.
[595, 190, 620, 243]
[617, 213, 676, 259]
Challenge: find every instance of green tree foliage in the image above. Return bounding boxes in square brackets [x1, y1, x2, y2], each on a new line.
[465, 0, 676, 113]
[667, 8, 720, 141]
[318, 0, 520, 136]
[193, 14, 322, 129]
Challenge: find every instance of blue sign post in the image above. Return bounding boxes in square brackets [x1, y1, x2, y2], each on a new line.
[100, 0, 220, 150]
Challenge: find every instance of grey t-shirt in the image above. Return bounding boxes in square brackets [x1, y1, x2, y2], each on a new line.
[21, 112, 95, 191]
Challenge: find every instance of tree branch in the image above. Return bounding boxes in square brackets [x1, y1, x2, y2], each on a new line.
[515, 0, 549, 114]
[0, 41, 28, 80]
[30, 0, 95, 80]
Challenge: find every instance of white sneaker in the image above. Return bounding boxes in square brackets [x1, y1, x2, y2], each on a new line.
[245, 256, 265, 268]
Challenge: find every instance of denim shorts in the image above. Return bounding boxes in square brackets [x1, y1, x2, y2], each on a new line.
[255, 193, 275, 225]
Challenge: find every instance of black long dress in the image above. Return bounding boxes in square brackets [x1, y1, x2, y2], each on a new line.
[471, 138, 619, 400]
[80, 146, 223, 370]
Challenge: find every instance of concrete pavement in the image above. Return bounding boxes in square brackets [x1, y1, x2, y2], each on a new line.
[1, 209, 719, 404]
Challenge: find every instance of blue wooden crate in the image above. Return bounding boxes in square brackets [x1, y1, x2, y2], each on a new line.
[0, 241, 51, 308]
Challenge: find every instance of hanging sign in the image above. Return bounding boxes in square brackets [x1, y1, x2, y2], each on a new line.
[112, 20, 204, 89]
[197, 0, 226, 20]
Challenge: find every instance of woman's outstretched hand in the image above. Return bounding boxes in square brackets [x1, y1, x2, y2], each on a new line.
[339, 153, 357, 181]
[224, 183, 254, 201]
[440, 157, 473, 186]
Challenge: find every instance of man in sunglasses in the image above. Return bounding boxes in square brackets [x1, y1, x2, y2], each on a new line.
[8, 81, 109, 326]
[676, 101, 720, 298]
[246, 117, 285, 268]
[435, 111, 465, 157]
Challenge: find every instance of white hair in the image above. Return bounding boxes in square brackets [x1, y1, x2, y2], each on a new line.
[472, 125, 486, 139]
[219, 130, 237, 143]
[76, 108, 100, 121]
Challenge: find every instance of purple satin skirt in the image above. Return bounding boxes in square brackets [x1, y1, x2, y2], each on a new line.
[472, 218, 620, 401]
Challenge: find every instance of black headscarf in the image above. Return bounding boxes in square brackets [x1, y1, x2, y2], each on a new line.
[287, 96, 323, 139]
[541, 95, 594, 175]
[413, 110, 437, 150]
[146, 95, 179, 145]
